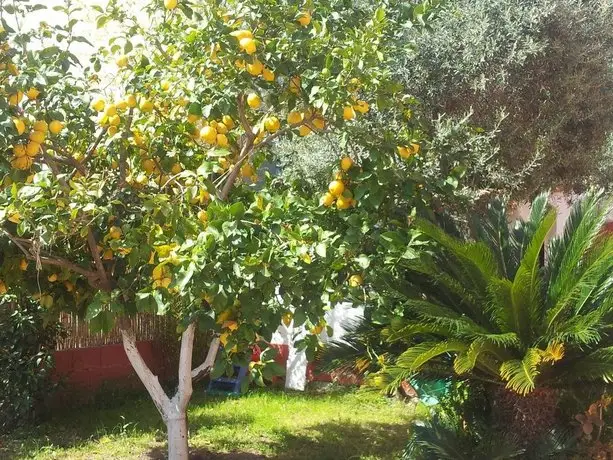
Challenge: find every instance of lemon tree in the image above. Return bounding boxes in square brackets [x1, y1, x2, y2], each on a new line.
[0, 0, 400, 457]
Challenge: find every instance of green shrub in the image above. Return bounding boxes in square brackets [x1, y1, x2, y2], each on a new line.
[399, 0, 613, 197]
[0, 300, 63, 433]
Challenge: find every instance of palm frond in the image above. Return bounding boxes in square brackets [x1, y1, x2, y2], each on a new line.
[416, 218, 499, 290]
[453, 339, 489, 374]
[546, 189, 610, 310]
[396, 341, 468, 372]
[499, 348, 542, 395]
[547, 238, 613, 330]
[402, 299, 488, 337]
[552, 346, 613, 384]
[510, 209, 556, 342]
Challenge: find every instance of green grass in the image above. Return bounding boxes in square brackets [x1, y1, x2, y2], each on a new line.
[1, 386, 413, 459]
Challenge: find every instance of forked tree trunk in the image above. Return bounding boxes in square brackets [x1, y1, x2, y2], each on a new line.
[120, 324, 220, 460]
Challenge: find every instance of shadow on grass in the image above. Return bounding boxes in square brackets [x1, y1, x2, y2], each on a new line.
[1, 392, 254, 459]
[270, 421, 409, 460]
[146, 446, 267, 459]
[143, 420, 407, 460]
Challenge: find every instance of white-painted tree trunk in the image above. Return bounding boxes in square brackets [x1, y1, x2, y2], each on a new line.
[167, 415, 189, 459]
[121, 325, 220, 460]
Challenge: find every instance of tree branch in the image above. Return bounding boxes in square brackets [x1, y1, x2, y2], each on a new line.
[80, 128, 108, 173]
[191, 336, 220, 381]
[118, 109, 134, 188]
[87, 228, 111, 290]
[40, 151, 69, 189]
[173, 323, 196, 410]
[121, 327, 171, 420]
[2, 230, 99, 280]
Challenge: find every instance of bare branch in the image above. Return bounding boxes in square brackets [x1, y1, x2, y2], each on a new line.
[118, 109, 134, 188]
[2, 230, 99, 280]
[174, 323, 196, 410]
[121, 327, 171, 420]
[80, 128, 108, 172]
[191, 336, 221, 381]
[40, 151, 69, 189]
[87, 228, 111, 289]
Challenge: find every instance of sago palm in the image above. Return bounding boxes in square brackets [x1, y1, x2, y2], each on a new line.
[377, 190, 613, 395]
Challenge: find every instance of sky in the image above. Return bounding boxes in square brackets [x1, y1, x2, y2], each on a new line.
[18, 0, 148, 85]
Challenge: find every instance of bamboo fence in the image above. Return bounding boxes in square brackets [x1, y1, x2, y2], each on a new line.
[56, 312, 170, 351]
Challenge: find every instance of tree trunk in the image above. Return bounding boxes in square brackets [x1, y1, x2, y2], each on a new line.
[120, 324, 220, 460]
[167, 414, 189, 458]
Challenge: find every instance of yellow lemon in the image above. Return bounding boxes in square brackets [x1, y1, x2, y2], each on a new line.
[91, 98, 105, 112]
[116, 100, 128, 111]
[343, 106, 356, 121]
[241, 163, 255, 178]
[354, 100, 369, 114]
[33, 120, 48, 133]
[108, 226, 122, 239]
[222, 115, 235, 129]
[247, 93, 261, 109]
[289, 76, 301, 94]
[29, 130, 45, 144]
[336, 195, 353, 210]
[239, 37, 256, 55]
[262, 68, 275, 82]
[49, 120, 64, 134]
[287, 111, 303, 125]
[216, 133, 229, 147]
[247, 59, 264, 76]
[26, 87, 40, 100]
[216, 122, 228, 134]
[200, 126, 217, 144]
[230, 30, 253, 40]
[397, 146, 411, 159]
[142, 158, 157, 174]
[197, 210, 208, 223]
[160, 80, 170, 91]
[349, 274, 363, 287]
[13, 118, 25, 135]
[48, 273, 58, 282]
[108, 126, 118, 136]
[125, 94, 137, 108]
[312, 117, 325, 130]
[13, 144, 26, 157]
[264, 116, 280, 133]
[19, 259, 28, 271]
[297, 11, 312, 26]
[298, 125, 311, 136]
[340, 157, 353, 171]
[282, 312, 293, 327]
[140, 99, 154, 112]
[164, 0, 178, 9]
[11, 155, 32, 170]
[321, 192, 335, 207]
[108, 115, 121, 127]
[25, 142, 40, 157]
[328, 180, 345, 197]
[8, 91, 23, 106]
[116, 55, 129, 67]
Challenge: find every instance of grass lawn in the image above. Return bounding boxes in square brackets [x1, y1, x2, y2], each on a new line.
[1, 386, 413, 459]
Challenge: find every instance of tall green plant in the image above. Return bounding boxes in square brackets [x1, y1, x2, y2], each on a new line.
[375, 190, 613, 395]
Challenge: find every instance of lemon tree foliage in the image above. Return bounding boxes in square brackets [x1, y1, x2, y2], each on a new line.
[0, 0, 417, 381]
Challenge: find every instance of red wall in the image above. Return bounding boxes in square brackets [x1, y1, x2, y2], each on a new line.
[53, 340, 167, 389]
[52, 341, 357, 395]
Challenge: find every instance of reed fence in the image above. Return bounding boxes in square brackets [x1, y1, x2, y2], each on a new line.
[56, 313, 171, 351]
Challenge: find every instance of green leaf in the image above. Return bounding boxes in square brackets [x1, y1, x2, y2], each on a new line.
[229, 202, 245, 219]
